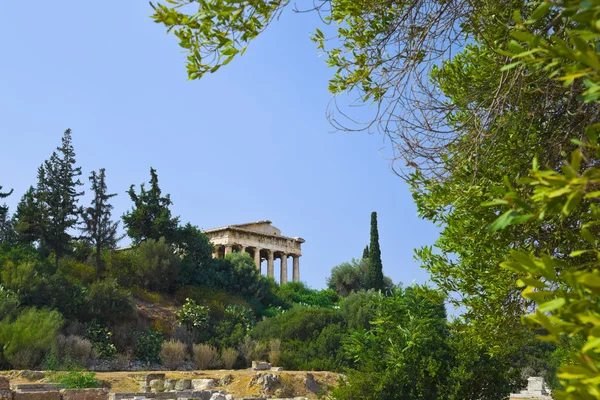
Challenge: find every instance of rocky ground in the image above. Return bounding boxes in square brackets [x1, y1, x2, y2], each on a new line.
[1, 369, 341, 399]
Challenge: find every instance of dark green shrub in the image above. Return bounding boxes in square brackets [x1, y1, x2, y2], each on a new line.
[277, 282, 339, 307]
[86, 321, 117, 360]
[251, 306, 347, 371]
[133, 238, 180, 292]
[84, 279, 134, 325]
[340, 290, 379, 330]
[134, 328, 163, 363]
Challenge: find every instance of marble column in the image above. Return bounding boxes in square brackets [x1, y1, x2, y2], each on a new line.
[238, 245, 245, 253]
[292, 255, 300, 282]
[267, 251, 274, 278]
[254, 248, 261, 270]
[280, 254, 288, 285]
[224, 245, 232, 256]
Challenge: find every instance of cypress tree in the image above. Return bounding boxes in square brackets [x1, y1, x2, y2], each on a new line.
[367, 211, 384, 291]
[36, 129, 84, 269]
[80, 169, 122, 279]
[362, 245, 369, 259]
[123, 167, 179, 244]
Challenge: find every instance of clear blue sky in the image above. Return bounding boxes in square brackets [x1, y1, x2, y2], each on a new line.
[0, 1, 439, 289]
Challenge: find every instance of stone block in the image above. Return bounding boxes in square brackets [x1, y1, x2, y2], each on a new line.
[191, 379, 216, 390]
[0, 377, 9, 390]
[13, 391, 60, 400]
[251, 361, 271, 371]
[149, 380, 165, 392]
[163, 379, 177, 391]
[304, 373, 322, 395]
[174, 379, 191, 391]
[60, 388, 109, 400]
[14, 384, 61, 392]
[0, 390, 12, 400]
[270, 367, 283, 371]
[17, 371, 44, 381]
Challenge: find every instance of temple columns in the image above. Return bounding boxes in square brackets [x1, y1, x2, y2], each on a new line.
[254, 248, 261, 270]
[292, 255, 300, 282]
[280, 255, 288, 285]
[224, 245, 232, 256]
[267, 251, 274, 278]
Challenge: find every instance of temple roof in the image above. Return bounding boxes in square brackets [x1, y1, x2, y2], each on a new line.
[203, 220, 305, 243]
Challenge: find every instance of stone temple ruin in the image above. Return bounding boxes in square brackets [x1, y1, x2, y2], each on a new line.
[203, 221, 304, 285]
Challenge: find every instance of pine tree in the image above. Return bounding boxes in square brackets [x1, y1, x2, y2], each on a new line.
[362, 245, 369, 259]
[122, 167, 179, 244]
[36, 129, 84, 269]
[13, 186, 43, 245]
[0, 185, 14, 245]
[80, 169, 122, 279]
[367, 211, 384, 291]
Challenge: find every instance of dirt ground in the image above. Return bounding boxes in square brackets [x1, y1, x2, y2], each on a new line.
[1, 369, 341, 398]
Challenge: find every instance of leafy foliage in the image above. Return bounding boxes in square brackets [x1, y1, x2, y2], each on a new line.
[86, 321, 117, 360]
[176, 298, 210, 332]
[133, 238, 180, 292]
[150, 0, 286, 80]
[133, 328, 163, 363]
[251, 306, 348, 371]
[122, 167, 179, 244]
[54, 371, 99, 388]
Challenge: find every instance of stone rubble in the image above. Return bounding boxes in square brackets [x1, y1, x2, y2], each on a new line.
[510, 377, 552, 400]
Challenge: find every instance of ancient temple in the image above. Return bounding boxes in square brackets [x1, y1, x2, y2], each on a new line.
[203, 221, 304, 284]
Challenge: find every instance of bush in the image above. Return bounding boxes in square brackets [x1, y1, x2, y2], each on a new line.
[58, 259, 95, 285]
[238, 337, 265, 366]
[251, 307, 347, 371]
[134, 328, 163, 363]
[54, 371, 99, 388]
[341, 290, 379, 330]
[54, 334, 93, 367]
[221, 347, 238, 369]
[268, 339, 281, 367]
[277, 282, 339, 308]
[0, 307, 63, 369]
[0, 285, 19, 320]
[84, 279, 134, 325]
[86, 321, 117, 360]
[176, 298, 210, 332]
[160, 340, 186, 370]
[106, 249, 136, 287]
[193, 344, 219, 370]
[133, 238, 180, 292]
[130, 286, 164, 304]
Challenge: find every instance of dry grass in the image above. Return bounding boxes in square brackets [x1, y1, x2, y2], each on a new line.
[160, 340, 187, 370]
[221, 348, 238, 369]
[267, 339, 281, 367]
[192, 344, 220, 370]
[55, 334, 93, 366]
